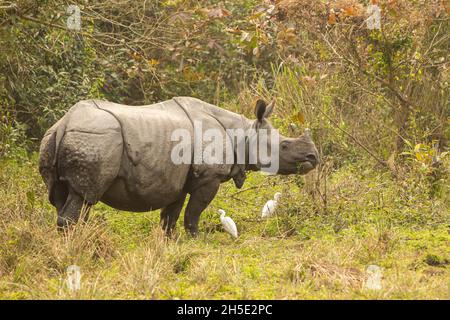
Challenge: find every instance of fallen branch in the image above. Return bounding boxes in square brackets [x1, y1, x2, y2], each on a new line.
[231, 185, 261, 196]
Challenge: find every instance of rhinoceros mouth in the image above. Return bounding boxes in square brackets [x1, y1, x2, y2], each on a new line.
[277, 160, 316, 175]
[298, 160, 316, 171]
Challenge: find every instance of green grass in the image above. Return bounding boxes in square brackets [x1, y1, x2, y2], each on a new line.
[0, 154, 448, 299]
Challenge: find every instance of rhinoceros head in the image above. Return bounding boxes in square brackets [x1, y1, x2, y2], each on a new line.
[250, 99, 319, 175]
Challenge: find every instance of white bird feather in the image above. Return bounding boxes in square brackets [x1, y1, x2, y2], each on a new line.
[218, 209, 238, 238]
[261, 192, 282, 218]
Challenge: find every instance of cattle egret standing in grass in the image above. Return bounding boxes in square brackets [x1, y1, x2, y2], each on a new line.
[261, 192, 282, 218]
[218, 209, 238, 238]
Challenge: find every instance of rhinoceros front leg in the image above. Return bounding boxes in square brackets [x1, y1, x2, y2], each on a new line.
[184, 182, 220, 236]
[160, 192, 187, 236]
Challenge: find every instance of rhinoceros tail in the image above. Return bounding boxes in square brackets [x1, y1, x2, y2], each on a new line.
[39, 128, 69, 209]
[52, 113, 71, 167]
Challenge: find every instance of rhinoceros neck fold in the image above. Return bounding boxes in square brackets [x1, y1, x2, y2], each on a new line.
[173, 97, 253, 155]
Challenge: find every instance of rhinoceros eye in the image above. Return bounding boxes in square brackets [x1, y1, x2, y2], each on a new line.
[281, 141, 291, 150]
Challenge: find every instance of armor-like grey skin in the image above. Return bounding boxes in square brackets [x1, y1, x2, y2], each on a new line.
[39, 97, 319, 235]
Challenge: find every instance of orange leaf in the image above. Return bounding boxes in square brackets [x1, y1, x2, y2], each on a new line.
[343, 6, 356, 17]
[327, 12, 337, 25]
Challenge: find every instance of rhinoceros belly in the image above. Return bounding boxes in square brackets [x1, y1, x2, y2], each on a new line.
[100, 173, 184, 211]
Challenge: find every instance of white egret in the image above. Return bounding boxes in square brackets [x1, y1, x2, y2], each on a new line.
[218, 209, 238, 238]
[261, 192, 282, 218]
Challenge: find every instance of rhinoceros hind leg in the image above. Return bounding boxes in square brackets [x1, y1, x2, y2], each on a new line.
[51, 180, 69, 211]
[184, 182, 220, 236]
[57, 187, 91, 230]
[160, 192, 187, 236]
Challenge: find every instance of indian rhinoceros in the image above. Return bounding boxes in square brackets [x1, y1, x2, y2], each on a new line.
[39, 97, 319, 236]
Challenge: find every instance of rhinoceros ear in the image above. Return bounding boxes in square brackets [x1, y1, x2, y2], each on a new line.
[255, 99, 267, 122]
[255, 98, 275, 122]
[263, 98, 276, 118]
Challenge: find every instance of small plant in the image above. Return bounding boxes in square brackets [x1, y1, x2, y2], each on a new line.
[401, 140, 447, 174]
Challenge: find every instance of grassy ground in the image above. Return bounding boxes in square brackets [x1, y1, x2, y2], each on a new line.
[0, 154, 448, 299]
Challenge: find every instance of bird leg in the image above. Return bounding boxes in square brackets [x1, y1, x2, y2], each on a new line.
[184, 182, 220, 236]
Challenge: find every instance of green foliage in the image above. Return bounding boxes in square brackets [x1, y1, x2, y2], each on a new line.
[0, 110, 29, 159]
